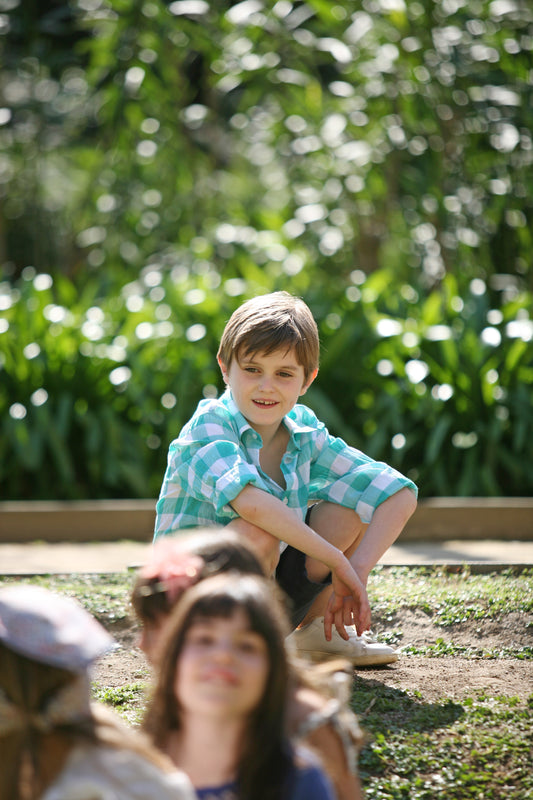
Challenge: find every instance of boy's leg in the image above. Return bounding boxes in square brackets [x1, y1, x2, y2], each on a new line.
[284, 501, 399, 666]
[226, 517, 280, 575]
[300, 502, 366, 622]
[275, 502, 363, 628]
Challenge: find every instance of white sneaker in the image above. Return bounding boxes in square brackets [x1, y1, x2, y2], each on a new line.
[286, 617, 398, 666]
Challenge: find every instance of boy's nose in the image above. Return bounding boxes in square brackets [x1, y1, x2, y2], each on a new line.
[258, 374, 274, 390]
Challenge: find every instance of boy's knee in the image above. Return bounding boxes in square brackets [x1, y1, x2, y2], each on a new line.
[308, 502, 366, 551]
[227, 518, 280, 575]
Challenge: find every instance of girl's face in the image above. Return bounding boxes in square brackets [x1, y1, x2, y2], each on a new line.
[174, 608, 269, 722]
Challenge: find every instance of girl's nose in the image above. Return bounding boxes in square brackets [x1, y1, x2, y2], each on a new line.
[212, 639, 235, 662]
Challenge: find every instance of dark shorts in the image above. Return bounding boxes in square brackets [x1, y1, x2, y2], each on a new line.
[274, 506, 332, 629]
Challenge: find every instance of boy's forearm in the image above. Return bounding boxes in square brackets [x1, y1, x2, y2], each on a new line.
[350, 488, 417, 582]
[230, 485, 345, 572]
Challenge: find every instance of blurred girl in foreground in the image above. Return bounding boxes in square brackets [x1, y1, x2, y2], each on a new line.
[143, 572, 337, 800]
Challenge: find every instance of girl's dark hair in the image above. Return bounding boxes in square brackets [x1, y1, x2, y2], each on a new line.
[143, 573, 293, 800]
[131, 529, 266, 623]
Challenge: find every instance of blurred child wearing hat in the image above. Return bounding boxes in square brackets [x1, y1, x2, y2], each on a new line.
[0, 584, 195, 800]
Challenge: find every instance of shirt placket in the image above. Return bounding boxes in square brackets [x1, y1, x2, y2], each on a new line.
[280, 437, 303, 515]
[241, 428, 283, 501]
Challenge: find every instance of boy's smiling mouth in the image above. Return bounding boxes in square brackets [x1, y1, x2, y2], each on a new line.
[253, 399, 278, 407]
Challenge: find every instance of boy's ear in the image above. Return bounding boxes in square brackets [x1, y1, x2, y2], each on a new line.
[300, 367, 318, 396]
[217, 356, 229, 384]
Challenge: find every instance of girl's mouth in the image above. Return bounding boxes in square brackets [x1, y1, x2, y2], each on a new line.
[203, 667, 239, 685]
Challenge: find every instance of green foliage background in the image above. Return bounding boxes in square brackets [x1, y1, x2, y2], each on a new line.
[1, 0, 532, 500]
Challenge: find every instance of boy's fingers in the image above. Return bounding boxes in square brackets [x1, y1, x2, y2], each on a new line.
[323, 613, 332, 641]
[328, 571, 372, 637]
[343, 602, 356, 626]
[335, 612, 349, 640]
[324, 595, 350, 641]
[354, 599, 372, 636]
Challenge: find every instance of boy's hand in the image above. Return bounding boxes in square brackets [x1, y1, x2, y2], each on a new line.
[324, 561, 371, 640]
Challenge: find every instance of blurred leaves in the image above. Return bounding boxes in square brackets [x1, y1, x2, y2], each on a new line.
[1, 264, 531, 499]
[0, 1, 532, 499]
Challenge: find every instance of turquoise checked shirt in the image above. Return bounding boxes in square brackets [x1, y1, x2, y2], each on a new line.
[154, 390, 417, 540]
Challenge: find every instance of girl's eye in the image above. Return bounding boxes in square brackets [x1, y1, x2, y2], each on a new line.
[238, 637, 265, 655]
[187, 630, 215, 646]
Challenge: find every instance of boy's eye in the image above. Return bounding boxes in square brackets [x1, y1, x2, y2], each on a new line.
[278, 371, 293, 378]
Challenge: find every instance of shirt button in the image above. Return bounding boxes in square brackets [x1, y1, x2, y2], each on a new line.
[283, 497, 289, 504]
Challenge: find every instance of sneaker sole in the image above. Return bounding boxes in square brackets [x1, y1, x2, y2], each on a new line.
[295, 648, 399, 666]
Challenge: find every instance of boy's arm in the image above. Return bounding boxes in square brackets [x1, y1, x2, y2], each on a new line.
[350, 487, 417, 583]
[323, 487, 417, 640]
[231, 485, 371, 636]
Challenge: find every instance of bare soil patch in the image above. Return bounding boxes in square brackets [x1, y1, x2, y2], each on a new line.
[92, 610, 533, 704]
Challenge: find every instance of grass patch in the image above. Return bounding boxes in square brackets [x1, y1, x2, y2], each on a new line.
[368, 566, 533, 623]
[0, 573, 135, 623]
[353, 681, 533, 799]
[92, 682, 149, 726]
[399, 641, 533, 659]
[355, 690, 533, 799]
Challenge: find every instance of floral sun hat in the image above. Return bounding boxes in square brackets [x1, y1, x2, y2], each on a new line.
[137, 538, 205, 603]
[0, 583, 116, 672]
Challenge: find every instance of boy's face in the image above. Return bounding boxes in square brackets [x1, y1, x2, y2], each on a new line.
[218, 347, 317, 436]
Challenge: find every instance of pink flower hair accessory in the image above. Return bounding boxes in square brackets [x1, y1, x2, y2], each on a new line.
[139, 539, 205, 603]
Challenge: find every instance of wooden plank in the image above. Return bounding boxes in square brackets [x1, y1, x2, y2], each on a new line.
[401, 498, 533, 541]
[0, 498, 532, 543]
[0, 500, 155, 543]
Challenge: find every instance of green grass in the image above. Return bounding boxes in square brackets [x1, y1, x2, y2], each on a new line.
[0, 573, 135, 622]
[399, 640, 533, 659]
[354, 690, 533, 799]
[368, 566, 533, 622]
[1, 566, 532, 798]
[92, 682, 149, 726]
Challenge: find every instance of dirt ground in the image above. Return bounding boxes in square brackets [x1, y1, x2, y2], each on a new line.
[92, 610, 533, 704]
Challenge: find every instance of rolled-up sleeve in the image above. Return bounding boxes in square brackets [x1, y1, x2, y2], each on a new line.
[155, 404, 270, 537]
[179, 438, 267, 514]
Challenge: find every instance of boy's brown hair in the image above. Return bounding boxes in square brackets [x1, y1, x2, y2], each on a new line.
[217, 291, 319, 381]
